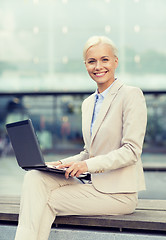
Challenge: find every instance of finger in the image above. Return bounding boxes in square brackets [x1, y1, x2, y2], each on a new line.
[56, 164, 64, 169]
[46, 161, 60, 166]
[65, 165, 76, 179]
[65, 168, 71, 179]
[75, 170, 82, 178]
[46, 161, 52, 165]
[57, 162, 74, 169]
[67, 163, 83, 177]
[70, 168, 79, 178]
[56, 163, 67, 169]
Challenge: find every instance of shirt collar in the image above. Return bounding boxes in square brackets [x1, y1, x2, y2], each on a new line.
[94, 78, 117, 99]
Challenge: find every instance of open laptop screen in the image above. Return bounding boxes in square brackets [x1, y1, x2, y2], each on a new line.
[6, 119, 45, 168]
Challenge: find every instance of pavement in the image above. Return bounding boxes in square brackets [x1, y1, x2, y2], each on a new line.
[1, 225, 166, 240]
[0, 153, 166, 199]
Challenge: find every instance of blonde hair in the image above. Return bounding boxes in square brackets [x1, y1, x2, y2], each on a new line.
[83, 36, 118, 61]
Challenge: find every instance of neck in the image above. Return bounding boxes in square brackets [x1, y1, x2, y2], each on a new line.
[97, 79, 115, 93]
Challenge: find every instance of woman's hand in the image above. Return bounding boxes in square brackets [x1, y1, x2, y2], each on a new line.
[57, 161, 88, 179]
[46, 161, 62, 167]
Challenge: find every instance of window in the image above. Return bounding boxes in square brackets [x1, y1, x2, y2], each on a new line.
[0, 0, 166, 92]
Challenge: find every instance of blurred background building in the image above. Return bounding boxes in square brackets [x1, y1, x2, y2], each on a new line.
[0, 0, 166, 198]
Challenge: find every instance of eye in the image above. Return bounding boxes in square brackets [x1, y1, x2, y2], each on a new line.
[87, 60, 95, 64]
[102, 58, 109, 62]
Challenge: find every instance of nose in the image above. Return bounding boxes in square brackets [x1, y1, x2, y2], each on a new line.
[95, 61, 102, 70]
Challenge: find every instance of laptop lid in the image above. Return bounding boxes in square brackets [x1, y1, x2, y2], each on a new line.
[6, 119, 46, 169]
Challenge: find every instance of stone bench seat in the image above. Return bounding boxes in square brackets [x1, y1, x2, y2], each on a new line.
[0, 196, 166, 233]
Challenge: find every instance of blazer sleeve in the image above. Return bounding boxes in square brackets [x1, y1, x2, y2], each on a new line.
[85, 87, 147, 173]
[59, 145, 89, 164]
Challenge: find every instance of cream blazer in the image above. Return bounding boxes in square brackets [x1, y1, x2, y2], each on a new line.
[61, 80, 147, 194]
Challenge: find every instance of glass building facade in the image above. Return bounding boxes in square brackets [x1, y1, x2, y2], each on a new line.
[0, 0, 166, 155]
[0, 0, 166, 92]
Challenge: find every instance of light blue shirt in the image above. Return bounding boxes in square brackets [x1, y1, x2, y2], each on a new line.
[90, 80, 116, 135]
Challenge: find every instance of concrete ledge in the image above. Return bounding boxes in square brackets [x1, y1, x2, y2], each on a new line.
[0, 196, 166, 233]
[143, 163, 166, 171]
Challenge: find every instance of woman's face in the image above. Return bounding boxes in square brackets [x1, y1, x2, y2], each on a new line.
[85, 43, 118, 93]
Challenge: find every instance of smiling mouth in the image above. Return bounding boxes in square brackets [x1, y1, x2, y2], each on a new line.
[94, 71, 107, 77]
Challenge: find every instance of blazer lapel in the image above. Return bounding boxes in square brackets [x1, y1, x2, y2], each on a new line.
[90, 80, 124, 145]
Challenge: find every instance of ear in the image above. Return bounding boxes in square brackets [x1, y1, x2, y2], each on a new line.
[114, 57, 118, 69]
[84, 60, 88, 70]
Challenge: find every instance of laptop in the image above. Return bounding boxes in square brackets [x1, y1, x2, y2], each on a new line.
[6, 119, 87, 179]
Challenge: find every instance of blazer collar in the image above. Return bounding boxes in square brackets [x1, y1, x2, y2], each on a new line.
[90, 80, 124, 145]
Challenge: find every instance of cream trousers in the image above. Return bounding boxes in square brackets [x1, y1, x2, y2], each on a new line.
[15, 170, 138, 240]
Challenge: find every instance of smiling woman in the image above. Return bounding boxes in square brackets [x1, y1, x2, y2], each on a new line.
[14, 36, 147, 240]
